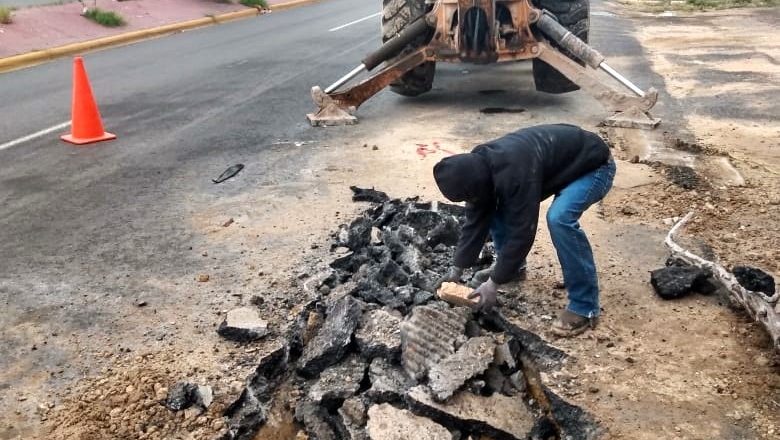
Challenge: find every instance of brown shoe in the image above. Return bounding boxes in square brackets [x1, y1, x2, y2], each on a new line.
[551, 310, 598, 337]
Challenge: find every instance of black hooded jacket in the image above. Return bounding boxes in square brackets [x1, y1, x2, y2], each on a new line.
[433, 124, 610, 284]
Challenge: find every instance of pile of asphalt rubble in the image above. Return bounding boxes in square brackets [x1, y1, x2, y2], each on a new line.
[218, 187, 599, 440]
[651, 259, 775, 300]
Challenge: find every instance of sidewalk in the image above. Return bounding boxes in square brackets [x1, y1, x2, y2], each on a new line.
[0, 0, 292, 58]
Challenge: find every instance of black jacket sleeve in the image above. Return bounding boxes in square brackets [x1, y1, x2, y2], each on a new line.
[490, 180, 542, 284]
[453, 202, 493, 269]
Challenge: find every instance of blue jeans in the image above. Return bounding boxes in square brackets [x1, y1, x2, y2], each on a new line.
[491, 159, 616, 317]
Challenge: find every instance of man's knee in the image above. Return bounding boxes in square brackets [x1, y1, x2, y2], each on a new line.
[547, 205, 577, 231]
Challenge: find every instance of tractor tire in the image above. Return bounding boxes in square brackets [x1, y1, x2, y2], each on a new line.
[532, 0, 590, 94]
[382, 0, 435, 97]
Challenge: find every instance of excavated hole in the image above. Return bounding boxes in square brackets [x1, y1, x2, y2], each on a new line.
[220, 189, 599, 440]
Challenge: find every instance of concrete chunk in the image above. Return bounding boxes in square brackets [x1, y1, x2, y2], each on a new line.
[401, 304, 469, 380]
[299, 296, 362, 377]
[406, 386, 535, 440]
[428, 336, 496, 401]
[366, 403, 451, 440]
[355, 309, 402, 360]
[217, 307, 269, 342]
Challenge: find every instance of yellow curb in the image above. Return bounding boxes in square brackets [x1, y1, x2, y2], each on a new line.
[0, 0, 322, 73]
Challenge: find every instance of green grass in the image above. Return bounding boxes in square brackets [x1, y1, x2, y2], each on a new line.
[0, 6, 13, 25]
[239, 0, 269, 8]
[83, 8, 125, 27]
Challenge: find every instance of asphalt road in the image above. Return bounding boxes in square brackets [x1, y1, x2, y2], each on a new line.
[0, 0, 668, 436]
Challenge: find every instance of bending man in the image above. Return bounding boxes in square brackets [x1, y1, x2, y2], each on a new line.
[433, 124, 616, 337]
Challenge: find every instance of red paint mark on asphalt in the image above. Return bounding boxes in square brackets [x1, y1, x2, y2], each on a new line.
[416, 143, 437, 158]
[416, 141, 456, 159]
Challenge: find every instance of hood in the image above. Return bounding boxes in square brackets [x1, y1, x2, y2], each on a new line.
[433, 153, 494, 204]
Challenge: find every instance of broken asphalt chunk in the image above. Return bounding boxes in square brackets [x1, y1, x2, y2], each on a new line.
[650, 266, 709, 299]
[298, 295, 363, 377]
[733, 265, 776, 295]
[308, 355, 367, 404]
[339, 396, 369, 440]
[218, 307, 269, 342]
[222, 345, 288, 440]
[164, 382, 198, 411]
[365, 357, 414, 403]
[406, 386, 535, 440]
[428, 336, 496, 401]
[366, 403, 451, 440]
[350, 186, 389, 204]
[295, 400, 347, 440]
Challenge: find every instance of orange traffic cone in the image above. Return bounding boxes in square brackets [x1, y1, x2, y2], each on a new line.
[61, 57, 116, 145]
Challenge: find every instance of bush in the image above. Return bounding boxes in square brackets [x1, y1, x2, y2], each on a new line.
[0, 6, 13, 25]
[240, 0, 268, 8]
[83, 8, 125, 27]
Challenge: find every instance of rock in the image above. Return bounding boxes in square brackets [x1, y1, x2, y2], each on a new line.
[650, 266, 709, 299]
[298, 296, 363, 377]
[370, 227, 382, 245]
[308, 356, 366, 403]
[406, 386, 535, 440]
[413, 290, 435, 305]
[365, 357, 414, 403]
[339, 396, 369, 440]
[437, 282, 478, 309]
[620, 205, 638, 216]
[295, 401, 343, 440]
[428, 336, 496, 401]
[196, 385, 213, 409]
[355, 309, 402, 360]
[401, 304, 469, 381]
[492, 341, 516, 370]
[217, 307, 269, 342]
[347, 217, 373, 251]
[165, 382, 198, 411]
[224, 345, 288, 439]
[426, 215, 460, 247]
[483, 365, 508, 395]
[366, 403, 451, 440]
[733, 266, 775, 295]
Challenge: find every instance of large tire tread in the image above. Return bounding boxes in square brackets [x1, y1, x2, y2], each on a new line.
[382, 0, 435, 97]
[532, 0, 590, 94]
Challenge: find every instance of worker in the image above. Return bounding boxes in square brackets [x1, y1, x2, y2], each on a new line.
[433, 124, 616, 337]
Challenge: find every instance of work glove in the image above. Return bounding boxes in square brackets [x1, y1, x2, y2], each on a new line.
[468, 278, 498, 312]
[435, 266, 464, 289]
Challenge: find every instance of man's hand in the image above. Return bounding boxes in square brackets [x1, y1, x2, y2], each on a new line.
[435, 267, 464, 289]
[468, 279, 498, 312]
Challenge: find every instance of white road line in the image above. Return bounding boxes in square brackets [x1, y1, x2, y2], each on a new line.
[0, 121, 71, 152]
[329, 12, 381, 32]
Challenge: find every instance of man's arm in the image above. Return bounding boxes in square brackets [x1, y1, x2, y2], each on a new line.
[453, 202, 493, 269]
[490, 183, 541, 284]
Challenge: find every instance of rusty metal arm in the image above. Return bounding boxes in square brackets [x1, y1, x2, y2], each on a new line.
[536, 42, 658, 113]
[307, 48, 432, 127]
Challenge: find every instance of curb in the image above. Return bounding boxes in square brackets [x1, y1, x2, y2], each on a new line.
[0, 0, 321, 73]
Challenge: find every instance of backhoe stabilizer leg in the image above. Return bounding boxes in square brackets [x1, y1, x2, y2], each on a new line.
[536, 42, 661, 129]
[307, 49, 430, 127]
[307, 86, 358, 127]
